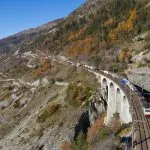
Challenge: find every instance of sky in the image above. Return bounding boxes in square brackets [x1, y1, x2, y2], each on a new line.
[0, 0, 86, 39]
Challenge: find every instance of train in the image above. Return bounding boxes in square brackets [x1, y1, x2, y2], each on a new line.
[143, 107, 150, 117]
[65, 59, 150, 117]
[142, 93, 150, 117]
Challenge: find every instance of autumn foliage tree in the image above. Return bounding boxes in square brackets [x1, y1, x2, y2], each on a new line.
[104, 18, 114, 26]
[87, 116, 104, 144]
[66, 36, 98, 58]
[108, 29, 117, 41]
[109, 9, 138, 41]
[60, 141, 72, 150]
[118, 48, 132, 63]
[33, 59, 51, 78]
[66, 27, 87, 42]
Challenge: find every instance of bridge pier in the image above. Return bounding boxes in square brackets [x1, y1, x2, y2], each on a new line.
[91, 71, 149, 150]
[100, 74, 132, 125]
[116, 88, 121, 114]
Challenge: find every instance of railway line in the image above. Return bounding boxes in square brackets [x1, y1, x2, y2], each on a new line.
[46, 55, 150, 149]
[132, 94, 149, 150]
[94, 70, 150, 150]
[108, 74, 150, 150]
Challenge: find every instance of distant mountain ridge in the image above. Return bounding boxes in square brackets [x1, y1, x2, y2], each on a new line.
[0, 0, 149, 69]
[0, 18, 62, 54]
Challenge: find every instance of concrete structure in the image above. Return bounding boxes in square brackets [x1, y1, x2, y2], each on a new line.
[89, 70, 149, 150]
[94, 72, 132, 124]
[45, 55, 149, 150]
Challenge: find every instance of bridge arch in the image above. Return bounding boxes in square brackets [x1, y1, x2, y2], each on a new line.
[116, 88, 121, 114]
[100, 74, 132, 124]
[102, 78, 107, 84]
[123, 96, 128, 109]
[101, 78, 108, 101]
[109, 82, 116, 114]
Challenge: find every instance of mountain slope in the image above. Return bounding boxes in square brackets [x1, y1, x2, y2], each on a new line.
[25, 0, 150, 69]
[0, 0, 150, 149]
[0, 19, 62, 55]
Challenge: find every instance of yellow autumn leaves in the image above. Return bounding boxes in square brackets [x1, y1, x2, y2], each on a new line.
[108, 9, 138, 41]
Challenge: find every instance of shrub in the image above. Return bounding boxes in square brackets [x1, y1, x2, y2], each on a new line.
[143, 57, 150, 63]
[72, 132, 88, 150]
[33, 59, 52, 78]
[60, 141, 72, 150]
[8, 86, 14, 91]
[44, 90, 47, 95]
[61, 133, 88, 150]
[56, 77, 64, 82]
[88, 55, 102, 68]
[50, 78, 55, 84]
[99, 127, 112, 140]
[13, 100, 20, 108]
[137, 62, 147, 68]
[104, 18, 114, 26]
[37, 103, 60, 123]
[118, 48, 132, 63]
[87, 116, 104, 144]
[66, 83, 94, 107]
[66, 36, 98, 58]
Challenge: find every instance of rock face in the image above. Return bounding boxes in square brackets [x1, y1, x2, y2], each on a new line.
[74, 111, 90, 140]
[74, 91, 107, 140]
[89, 91, 107, 125]
[127, 67, 150, 92]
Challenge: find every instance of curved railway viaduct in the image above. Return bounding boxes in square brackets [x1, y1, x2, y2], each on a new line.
[92, 70, 150, 150]
[46, 54, 150, 150]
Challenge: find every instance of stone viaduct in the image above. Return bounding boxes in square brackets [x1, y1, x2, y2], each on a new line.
[48, 55, 150, 150]
[92, 71, 132, 125]
[90, 70, 150, 150]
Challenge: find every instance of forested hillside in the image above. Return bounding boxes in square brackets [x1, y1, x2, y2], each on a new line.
[24, 0, 150, 71]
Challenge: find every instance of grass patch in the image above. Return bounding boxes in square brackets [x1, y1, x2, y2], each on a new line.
[30, 119, 56, 138]
[99, 127, 112, 140]
[61, 133, 88, 150]
[37, 103, 60, 123]
[137, 62, 147, 68]
[0, 90, 12, 102]
[71, 132, 88, 150]
[115, 123, 132, 136]
[13, 100, 21, 108]
[66, 83, 94, 107]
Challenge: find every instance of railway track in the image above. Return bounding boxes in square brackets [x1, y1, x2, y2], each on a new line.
[47, 56, 150, 150]
[145, 117, 150, 132]
[115, 80, 150, 150]
[114, 77, 150, 150]
[132, 94, 149, 150]
[98, 70, 150, 150]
